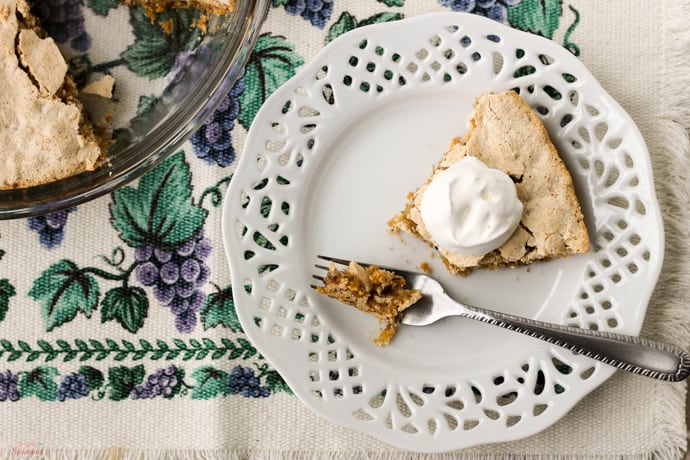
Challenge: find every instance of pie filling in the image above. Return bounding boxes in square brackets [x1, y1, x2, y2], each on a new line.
[315, 261, 421, 346]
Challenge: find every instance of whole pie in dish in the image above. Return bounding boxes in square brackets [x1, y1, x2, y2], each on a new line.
[389, 90, 590, 275]
[0, 0, 105, 189]
[315, 261, 421, 346]
[0, 0, 236, 190]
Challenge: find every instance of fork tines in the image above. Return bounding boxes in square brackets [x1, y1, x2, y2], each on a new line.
[316, 255, 354, 267]
[312, 255, 352, 290]
[311, 256, 331, 289]
[311, 271, 324, 290]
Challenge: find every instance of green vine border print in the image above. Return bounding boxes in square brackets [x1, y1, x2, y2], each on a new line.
[0, 337, 255, 363]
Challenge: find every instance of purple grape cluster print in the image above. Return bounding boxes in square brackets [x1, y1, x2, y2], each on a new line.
[190, 75, 245, 167]
[31, 0, 92, 52]
[282, 0, 334, 29]
[28, 208, 75, 249]
[438, 0, 522, 22]
[131, 366, 181, 399]
[57, 372, 89, 401]
[0, 370, 19, 402]
[228, 366, 270, 398]
[135, 231, 211, 333]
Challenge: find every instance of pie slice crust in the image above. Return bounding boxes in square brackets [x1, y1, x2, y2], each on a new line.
[390, 90, 590, 275]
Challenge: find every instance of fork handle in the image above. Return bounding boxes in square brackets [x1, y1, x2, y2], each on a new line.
[456, 302, 690, 382]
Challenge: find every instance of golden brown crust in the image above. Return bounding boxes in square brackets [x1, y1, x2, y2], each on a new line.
[315, 261, 421, 346]
[120, 0, 236, 15]
[390, 90, 590, 275]
[0, 0, 105, 189]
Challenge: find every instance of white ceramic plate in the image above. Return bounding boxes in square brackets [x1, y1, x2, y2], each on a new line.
[222, 12, 663, 452]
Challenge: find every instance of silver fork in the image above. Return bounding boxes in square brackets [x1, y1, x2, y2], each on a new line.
[314, 255, 690, 382]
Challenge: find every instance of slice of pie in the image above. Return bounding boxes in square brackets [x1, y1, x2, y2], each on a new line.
[0, 0, 104, 189]
[390, 90, 590, 275]
[315, 261, 421, 346]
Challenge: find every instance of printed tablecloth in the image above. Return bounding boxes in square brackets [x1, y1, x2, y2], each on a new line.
[0, 0, 688, 458]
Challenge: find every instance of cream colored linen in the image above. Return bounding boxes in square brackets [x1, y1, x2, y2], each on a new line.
[0, 0, 687, 458]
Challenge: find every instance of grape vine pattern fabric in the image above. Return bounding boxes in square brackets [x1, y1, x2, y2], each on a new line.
[0, 0, 582, 407]
[14, 1, 676, 457]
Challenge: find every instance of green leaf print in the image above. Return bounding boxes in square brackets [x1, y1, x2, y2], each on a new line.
[200, 286, 242, 332]
[507, 0, 562, 39]
[130, 95, 167, 136]
[358, 12, 404, 27]
[238, 33, 305, 130]
[86, 0, 119, 16]
[326, 12, 357, 43]
[122, 6, 204, 79]
[19, 367, 59, 401]
[110, 96, 166, 152]
[101, 286, 149, 333]
[79, 366, 105, 390]
[110, 151, 207, 248]
[108, 365, 145, 401]
[378, 0, 404, 5]
[29, 260, 100, 332]
[191, 366, 229, 399]
[264, 368, 291, 394]
[326, 11, 404, 43]
[0, 279, 16, 323]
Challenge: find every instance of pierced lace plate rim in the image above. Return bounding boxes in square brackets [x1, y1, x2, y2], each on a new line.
[222, 12, 664, 453]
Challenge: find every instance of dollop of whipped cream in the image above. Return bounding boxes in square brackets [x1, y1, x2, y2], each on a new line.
[419, 156, 523, 256]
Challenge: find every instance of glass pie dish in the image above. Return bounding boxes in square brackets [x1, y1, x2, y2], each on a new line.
[0, 0, 268, 218]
